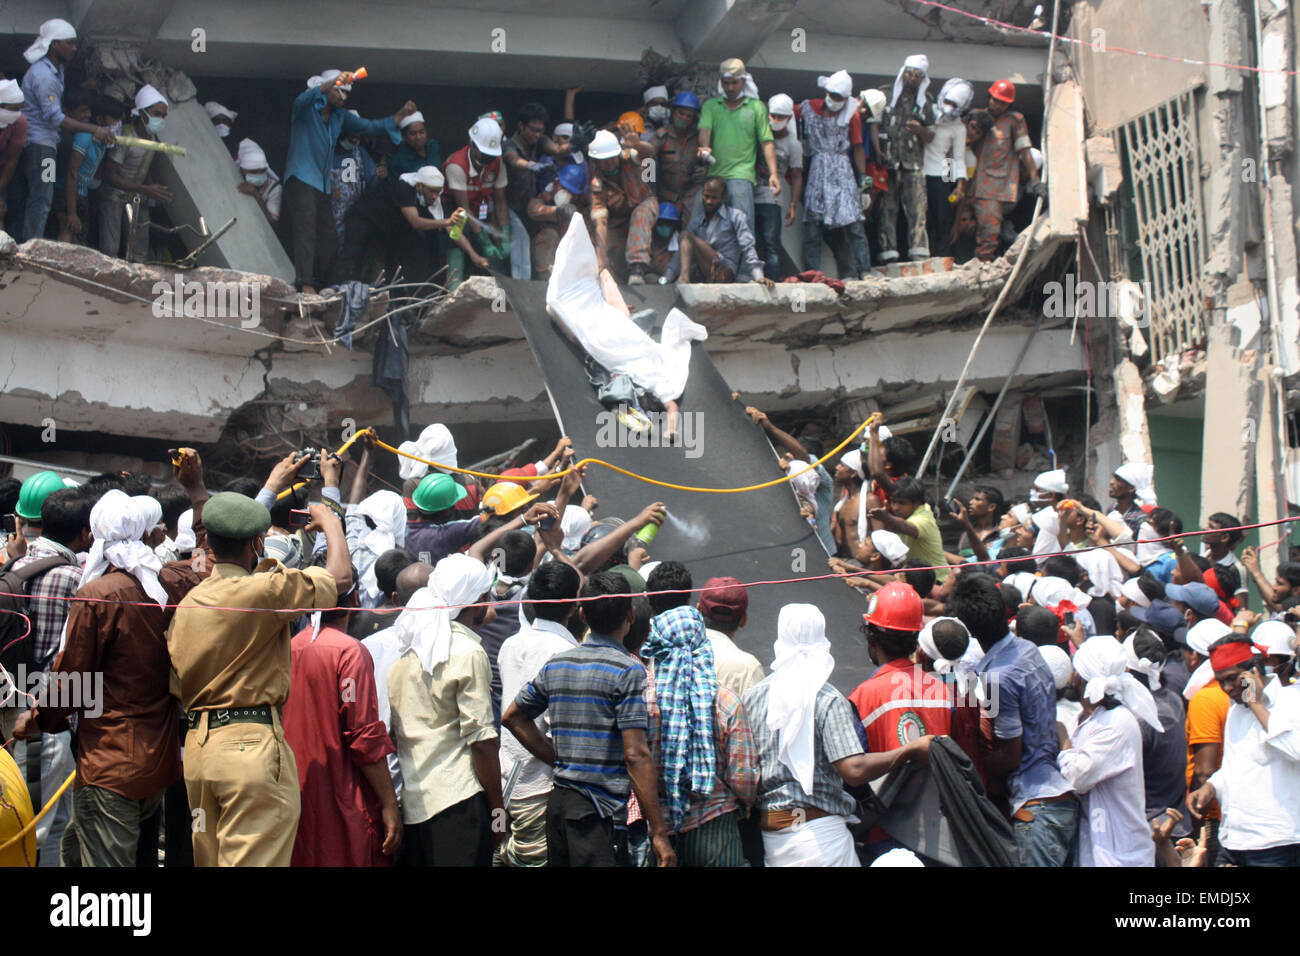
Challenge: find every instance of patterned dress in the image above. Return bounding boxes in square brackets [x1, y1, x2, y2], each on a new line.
[799, 100, 862, 229]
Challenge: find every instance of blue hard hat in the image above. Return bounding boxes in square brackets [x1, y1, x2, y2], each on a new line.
[657, 201, 680, 222]
[671, 91, 701, 111]
[556, 163, 588, 195]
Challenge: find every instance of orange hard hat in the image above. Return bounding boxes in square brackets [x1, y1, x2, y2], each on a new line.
[480, 481, 539, 516]
[989, 79, 1016, 104]
[618, 110, 646, 133]
[863, 581, 924, 632]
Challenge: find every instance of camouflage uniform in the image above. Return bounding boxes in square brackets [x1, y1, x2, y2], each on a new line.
[589, 157, 657, 281]
[875, 85, 933, 261]
[971, 110, 1033, 261]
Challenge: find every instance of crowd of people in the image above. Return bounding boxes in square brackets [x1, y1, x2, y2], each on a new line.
[2, 406, 1298, 869]
[4, 18, 1045, 293]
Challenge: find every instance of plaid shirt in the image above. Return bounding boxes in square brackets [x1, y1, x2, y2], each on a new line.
[742, 675, 866, 818]
[638, 662, 760, 833]
[11, 538, 82, 668]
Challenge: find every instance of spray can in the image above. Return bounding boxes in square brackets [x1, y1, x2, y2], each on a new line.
[634, 518, 661, 546]
[448, 207, 467, 241]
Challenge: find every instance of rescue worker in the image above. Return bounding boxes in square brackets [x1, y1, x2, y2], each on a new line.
[969, 80, 1044, 262]
[875, 55, 934, 263]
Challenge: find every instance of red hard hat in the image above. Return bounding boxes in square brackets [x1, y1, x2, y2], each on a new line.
[863, 581, 924, 632]
[989, 79, 1016, 104]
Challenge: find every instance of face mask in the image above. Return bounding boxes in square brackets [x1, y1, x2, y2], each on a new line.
[416, 191, 428, 207]
[244, 172, 267, 188]
[109, 121, 123, 136]
[0, 109, 21, 129]
[647, 105, 670, 124]
[215, 123, 231, 138]
[826, 94, 846, 112]
[145, 115, 166, 136]
[672, 114, 694, 131]
[654, 224, 674, 238]
[553, 188, 572, 206]
[770, 116, 790, 131]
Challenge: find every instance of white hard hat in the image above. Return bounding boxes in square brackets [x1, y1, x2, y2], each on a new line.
[587, 129, 622, 160]
[469, 117, 503, 157]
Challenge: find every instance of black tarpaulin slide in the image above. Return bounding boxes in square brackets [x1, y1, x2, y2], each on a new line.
[498, 278, 874, 692]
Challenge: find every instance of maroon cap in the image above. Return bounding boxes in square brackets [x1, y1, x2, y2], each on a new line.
[698, 576, 748, 623]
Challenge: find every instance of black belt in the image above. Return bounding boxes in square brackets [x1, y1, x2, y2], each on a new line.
[186, 705, 275, 730]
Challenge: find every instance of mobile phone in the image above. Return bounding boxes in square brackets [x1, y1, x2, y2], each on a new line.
[1, 513, 15, 535]
[1063, 611, 1075, 627]
[946, 498, 962, 516]
[539, 515, 556, 531]
[168, 448, 184, 467]
[289, 508, 311, 528]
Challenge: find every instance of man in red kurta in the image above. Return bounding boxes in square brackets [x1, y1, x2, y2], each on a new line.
[283, 611, 401, 866]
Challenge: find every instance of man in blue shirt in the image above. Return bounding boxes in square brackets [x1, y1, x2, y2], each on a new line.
[283, 69, 416, 293]
[949, 571, 1079, 866]
[18, 18, 115, 242]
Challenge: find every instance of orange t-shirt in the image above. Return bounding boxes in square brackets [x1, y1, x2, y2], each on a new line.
[1185, 681, 1230, 820]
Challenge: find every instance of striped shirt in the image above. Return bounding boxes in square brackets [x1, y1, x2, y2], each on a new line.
[742, 676, 866, 818]
[515, 632, 648, 817]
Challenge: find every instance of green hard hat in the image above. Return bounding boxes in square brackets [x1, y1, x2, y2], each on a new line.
[412, 473, 467, 514]
[16, 471, 68, 521]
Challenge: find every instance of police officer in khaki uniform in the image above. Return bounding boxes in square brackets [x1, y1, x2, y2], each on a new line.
[166, 490, 350, 866]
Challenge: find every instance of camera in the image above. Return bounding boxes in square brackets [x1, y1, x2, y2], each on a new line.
[296, 447, 322, 482]
[1, 513, 16, 535]
[289, 508, 312, 528]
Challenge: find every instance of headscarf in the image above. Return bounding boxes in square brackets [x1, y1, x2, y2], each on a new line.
[237, 138, 268, 170]
[308, 69, 347, 90]
[1072, 635, 1162, 730]
[553, 122, 574, 138]
[133, 85, 168, 117]
[354, 490, 408, 603]
[870, 529, 907, 567]
[642, 605, 718, 831]
[935, 78, 974, 120]
[890, 54, 930, 109]
[642, 85, 669, 104]
[0, 78, 25, 107]
[80, 490, 169, 609]
[1121, 576, 1151, 609]
[1123, 632, 1164, 690]
[817, 70, 855, 126]
[204, 101, 237, 122]
[174, 509, 196, 553]
[918, 616, 984, 699]
[1031, 504, 1062, 558]
[394, 554, 493, 674]
[1136, 521, 1171, 567]
[1183, 618, 1231, 700]
[840, 450, 865, 480]
[399, 111, 426, 130]
[1038, 644, 1073, 691]
[1033, 469, 1069, 495]
[560, 505, 592, 551]
[1114, 462, 1156, 506]
[717, 75, 760, 100]
[24, 18, 76, 64]
[398, 423, 459, 480]
[767, 604, 835, 796]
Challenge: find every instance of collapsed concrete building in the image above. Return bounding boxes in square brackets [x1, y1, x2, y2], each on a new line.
[1, 0, 1297, 577]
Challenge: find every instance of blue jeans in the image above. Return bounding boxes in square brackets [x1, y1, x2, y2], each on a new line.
[723, 178, 755, 230]
[1222, 843, 1300, 867]
[19, 143, 57, 242]
[508, 207, 531, 279]
[1012, 796, 1079, 867]
[753, 202, 783, 279]
[803, 219, 868, 279]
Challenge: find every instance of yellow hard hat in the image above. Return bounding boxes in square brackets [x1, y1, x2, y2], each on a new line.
[480, 481, 539, 516]
[720, 58, 747, 77]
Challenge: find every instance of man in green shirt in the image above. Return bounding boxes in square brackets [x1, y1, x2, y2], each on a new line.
[868, 476, 949, 581]
[697, 57, 780, 232]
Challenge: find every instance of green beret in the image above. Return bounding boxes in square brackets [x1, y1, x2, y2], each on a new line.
[203, 492, 272, 539]
[608, 564, 646, 592]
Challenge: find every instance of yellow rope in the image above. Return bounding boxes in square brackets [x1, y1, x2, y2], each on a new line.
[373, 413, 880, 495]
[0, 769, 76, 857]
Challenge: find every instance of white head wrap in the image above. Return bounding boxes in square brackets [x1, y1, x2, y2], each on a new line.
[237, 138, 268, 170]
[767, 604, 835, 796]
[394, 554, 493, 674]
[918, 616, 984, 698]
[890, 54, 930, 109]
[133, 85, 167, 117]
[1033, 469, 1068, 495]
[174, 509, 196, 553]
[871, 848, 924, 867]
[397, 424, 459, 480]
[1009, 502, 1032, 528]
[1122, 633, 1164, 691]
[1030, 575, 1090, 610]
[935, 78, 974, 118]
[817, 70, 855, 126]
[642, 85, 669, 104]
[1120, 576, 1151, 609]
[399, 165, 445, 189]
[1136, 521, 1171, 567]
[717, 74, 760, 100]
[1114, 462, 1156, 505]
[354, 490, 408, 603]
[1038, 644, 1073, 691]
[0, 79, 25, 107]
[80, 490, 169, 609]
[399, 110, 426, 130]
[1072, 635, 1162, 730]
[1031, 504, 1062, 558]
[560, 505, 593, 551]
[840, 450, 865, 480]
[870, 529, 908, 567]
[768, 93, 794, 116]
[553, 122, 574, 138]
[1255, 620, 1298, 658]
[309, 69, 347, 90]
[1005, 571, 1038, 603]
[1181, 617, 1232, 700]
[204, 101, 237, 122]
[24, 18, 76, 64]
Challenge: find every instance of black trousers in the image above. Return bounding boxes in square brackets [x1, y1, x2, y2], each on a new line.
[401, 792, 492, 867]
[284, 177, 337, 289]
[546, 786, 616, 867]
[925, 175, 957, 258]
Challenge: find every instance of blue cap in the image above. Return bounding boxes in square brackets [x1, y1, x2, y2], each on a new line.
[556, 163, 588, 195]
[1165, 582, 1221, 618]
[1127, 599, 1186, 639]
[671, 91, 701, 111]
[657, 201, 680, 222]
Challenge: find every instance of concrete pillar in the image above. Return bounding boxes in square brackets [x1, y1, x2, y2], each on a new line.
[1200, 321, 1259, 526]
[152, 98, 295, 280]
[1254, 369, 1286, 582]
[1112, 357, 1154, 469]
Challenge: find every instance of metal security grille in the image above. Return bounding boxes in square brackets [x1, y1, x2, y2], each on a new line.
[1119, 93, 1207, 364]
